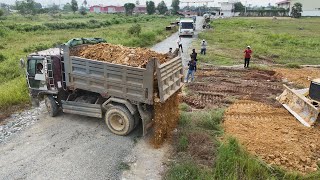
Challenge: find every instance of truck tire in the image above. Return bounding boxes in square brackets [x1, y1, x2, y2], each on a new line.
[45, 95, 59, 117]
[105, 106, 135, 136]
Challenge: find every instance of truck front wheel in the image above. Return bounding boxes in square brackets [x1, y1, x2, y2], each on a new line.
[105, 106, 135, 136]
[45, 95, 59, 117]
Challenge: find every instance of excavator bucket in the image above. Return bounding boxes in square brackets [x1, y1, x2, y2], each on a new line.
[277, 85, 320, 127]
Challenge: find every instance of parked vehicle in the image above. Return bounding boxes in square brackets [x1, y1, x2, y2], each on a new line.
[21, 38, 184, 136]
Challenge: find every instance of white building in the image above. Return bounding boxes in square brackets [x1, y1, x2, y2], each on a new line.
[218, 0, 240, 17]
[277, 0, 320, 16]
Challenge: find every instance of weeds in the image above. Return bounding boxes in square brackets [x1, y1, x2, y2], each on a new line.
[118, 162, 130, 170]
[285, 63, 301, 69]
[177, 135, 188, 152]
[0, 54, 5, 62]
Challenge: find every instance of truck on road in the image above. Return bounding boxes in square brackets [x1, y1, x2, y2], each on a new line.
[178, 18, 195, 37]
[22, 38, 184, 136]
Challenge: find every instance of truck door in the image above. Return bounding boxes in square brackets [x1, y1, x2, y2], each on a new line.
[27, 57, 47, 90]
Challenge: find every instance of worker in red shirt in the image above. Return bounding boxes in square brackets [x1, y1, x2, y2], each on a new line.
[244, 46, 253, 68]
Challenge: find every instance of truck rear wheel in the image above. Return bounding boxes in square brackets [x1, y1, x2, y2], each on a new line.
[105, 106, 135, 136]
[45, 95, 59, 117]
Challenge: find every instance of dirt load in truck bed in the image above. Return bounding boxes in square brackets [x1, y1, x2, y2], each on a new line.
[70, 43, 171, 68]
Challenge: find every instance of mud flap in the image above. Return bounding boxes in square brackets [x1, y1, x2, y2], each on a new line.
[138, 103, 153, 136]
[277, 85, 320, 127]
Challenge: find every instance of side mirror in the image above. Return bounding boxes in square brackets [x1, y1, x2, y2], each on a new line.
[20, 58, 25, 68]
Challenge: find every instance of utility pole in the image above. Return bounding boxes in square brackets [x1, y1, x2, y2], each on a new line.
[245, 0, 247, 14]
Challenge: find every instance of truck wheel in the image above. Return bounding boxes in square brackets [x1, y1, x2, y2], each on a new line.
[105, 106, 135, 136]
[45, 95, 59, 117]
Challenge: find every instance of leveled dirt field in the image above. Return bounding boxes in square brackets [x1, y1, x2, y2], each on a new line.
[274, 67, 320, 88]
[224, 100, 320, 173]
[182, 66, 320, 174]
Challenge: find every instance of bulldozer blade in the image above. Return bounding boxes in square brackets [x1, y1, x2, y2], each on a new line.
[277, 85, 320, 127]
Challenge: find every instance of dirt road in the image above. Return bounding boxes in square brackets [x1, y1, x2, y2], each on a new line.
[0, 17, 204, 180]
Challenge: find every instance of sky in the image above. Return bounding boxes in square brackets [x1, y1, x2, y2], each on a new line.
[0, 0, 281, 7]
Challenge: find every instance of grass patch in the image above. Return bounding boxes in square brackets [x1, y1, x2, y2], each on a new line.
[195, 18, 320, 65]
[118, 162, 130, 170]
[285, 63, 302, 69]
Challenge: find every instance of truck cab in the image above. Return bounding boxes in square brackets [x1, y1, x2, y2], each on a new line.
[178, 18, 195, 37]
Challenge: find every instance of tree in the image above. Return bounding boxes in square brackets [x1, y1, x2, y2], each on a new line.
[34, 2, 42, 9]
[63, 3, 72, 12]
[0, 9, 3, 17]
[146, 1, 155, 15]
[48, 4, 60, 14]
[171, 0, 180, 14]
[291, 2, 302, 18]
[124, 3, 135, 16]
[157, 1, 168, 15]
[83, 0, 87, 7]
[71, 0, 78, 13]
[79, 6, 87, 15]
[15, 0, 37, 15]
[234, 2, 245, 12]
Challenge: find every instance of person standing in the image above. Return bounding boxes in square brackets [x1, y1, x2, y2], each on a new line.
[200, 39, 207, 55]
[190, 49, 197, 61]
[244, 46, 253, 68]
[177, 36, 183, 53]
[185, 59, 197, 83]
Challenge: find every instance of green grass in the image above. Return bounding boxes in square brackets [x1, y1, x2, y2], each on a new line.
[166, 108, 320, 180]
[0, 13, 177, 111]
[195, 17, 320, 65]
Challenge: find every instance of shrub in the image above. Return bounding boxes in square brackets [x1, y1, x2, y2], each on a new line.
[0, 54, 5, 62]
[128, 24, 141, 36]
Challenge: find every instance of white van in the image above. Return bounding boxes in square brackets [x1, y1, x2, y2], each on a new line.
[178, 19, 195, 36]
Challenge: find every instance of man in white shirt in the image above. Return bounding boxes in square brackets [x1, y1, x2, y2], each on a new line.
[177, 36, 183, 53]
[200, 39, 207, 55]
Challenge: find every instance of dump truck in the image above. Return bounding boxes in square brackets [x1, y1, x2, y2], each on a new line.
[21, 38, 184, 136]
[277, 79, 320, 127]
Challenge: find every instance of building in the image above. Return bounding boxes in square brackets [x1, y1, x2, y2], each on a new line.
[89, 5, 145, 14]
[276, 0, 320, 16]
[134, 5, 147, 14]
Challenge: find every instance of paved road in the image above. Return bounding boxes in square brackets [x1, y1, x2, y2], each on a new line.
[0, 17, 204, 180]
[151, 16, 204, 67]
[0, 109, 141, 179]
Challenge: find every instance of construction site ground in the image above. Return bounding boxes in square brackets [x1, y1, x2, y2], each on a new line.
[182, 65, 320, 174]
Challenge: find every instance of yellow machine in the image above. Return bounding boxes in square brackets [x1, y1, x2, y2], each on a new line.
[277, 79, 320, 127]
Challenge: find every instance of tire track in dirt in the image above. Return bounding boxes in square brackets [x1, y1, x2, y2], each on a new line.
[224, 100, 320, 174]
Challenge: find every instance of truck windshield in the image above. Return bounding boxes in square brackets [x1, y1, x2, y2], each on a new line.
[181, 22, 193, 29]
[28, 59, 44, 76]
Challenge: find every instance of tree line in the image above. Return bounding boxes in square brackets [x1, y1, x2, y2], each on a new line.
[0, 0, 181, 17]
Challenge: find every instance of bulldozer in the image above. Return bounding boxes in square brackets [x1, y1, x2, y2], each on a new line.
[277, 79, 320, 127]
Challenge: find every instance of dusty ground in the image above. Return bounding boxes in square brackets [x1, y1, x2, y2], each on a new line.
[182, 66, 320, 174]
[274, 67, 320, 88]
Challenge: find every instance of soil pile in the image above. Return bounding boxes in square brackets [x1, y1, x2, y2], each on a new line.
[152, 92, 180, 148]
[224, 100, 320, 173]
[274, 67, 320, 88]
[70, 43, 170, 68]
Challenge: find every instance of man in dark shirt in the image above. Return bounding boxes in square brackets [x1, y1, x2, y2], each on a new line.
[190, 49, 197, 61]
[185, 59, 197, 83]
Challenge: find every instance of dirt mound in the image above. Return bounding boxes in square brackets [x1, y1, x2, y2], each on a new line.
[152, 92, 180, 148]
[70, 43, 170, 68]
[224, 100, 320, 174]
[182, 68, 283, 109]
[274, 67, 320, 88]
